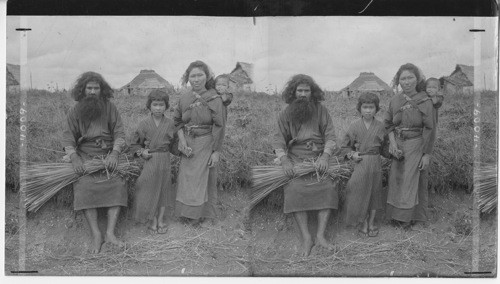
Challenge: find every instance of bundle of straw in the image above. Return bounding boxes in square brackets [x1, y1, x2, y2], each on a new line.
[475, 163, 497, 214]
[22, 155, 140, 212]
[248, 158, 352, 210]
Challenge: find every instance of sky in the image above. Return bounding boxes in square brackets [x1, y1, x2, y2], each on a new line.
[6, 16, 498, 92]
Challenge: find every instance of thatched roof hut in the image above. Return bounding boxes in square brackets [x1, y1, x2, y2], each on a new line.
[441, 64, 474, 95]
[120, 69, 174, 96]
[6, 63, 20, 92]
[229, 62, 254, 92]
[340, 72, 393, 98]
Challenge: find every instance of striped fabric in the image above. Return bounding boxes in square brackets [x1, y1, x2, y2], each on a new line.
[131, 115, 177, 223]
[341, 119, 385, 225]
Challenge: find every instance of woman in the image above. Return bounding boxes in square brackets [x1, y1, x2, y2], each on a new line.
[384, 63, 435, 230]
[174, 60, 225, 224]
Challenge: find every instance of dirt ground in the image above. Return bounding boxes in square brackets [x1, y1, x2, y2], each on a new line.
[4, 188, 251, 276]
[249, 190, 497, 277]
[4, 187, 497, 277]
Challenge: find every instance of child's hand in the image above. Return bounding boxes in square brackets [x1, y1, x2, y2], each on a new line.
[141, 149, 152, 160]
[221, 92, 233, 106]
[430, 96, 439, 104]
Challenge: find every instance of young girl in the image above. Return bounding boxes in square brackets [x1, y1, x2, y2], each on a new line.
[342, 92, 387, 237]
[131, 89, 177, 234]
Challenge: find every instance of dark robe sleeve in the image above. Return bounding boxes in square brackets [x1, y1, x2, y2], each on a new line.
[384, 98, 396, 133]
[168, 121, 181, 156]
[173, 97, 184, 128]
[210, 97, 225, 152]
[61, 107, 80, 152]
[379, 124, 391, 159]
[420, 100, 435, 155]
[273, 110, 290, 156]
[339, 124, 356, 158]
[319, 105, 337, 155]
[129, 120, 146, 156]
[109, 103, 126, 153]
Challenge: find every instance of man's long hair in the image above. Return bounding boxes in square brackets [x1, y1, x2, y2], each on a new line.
[281, 74, 325, 104]
[71, 72, 113, 123]
[70, 71, 114, 102]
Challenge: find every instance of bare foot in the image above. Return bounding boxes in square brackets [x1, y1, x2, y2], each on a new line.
[105, 233, 125, 247]
[300, 237, 314, 257]
[316, 236, 335, 251]
[90, 233, 103, 254]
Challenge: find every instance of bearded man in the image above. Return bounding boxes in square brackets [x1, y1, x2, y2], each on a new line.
[273, 74, 338, 256]
[62, 72, 127, 254]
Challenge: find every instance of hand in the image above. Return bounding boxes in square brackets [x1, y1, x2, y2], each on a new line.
[388, 142, 399, 157]
[208, 151, 220, 168]
[178, 138, 193, 158]
[419, 154, 430, 171]
[105, 150, 119, 171]
[352, 152, 363, 162]
[141, 149, 152, 160]
[316, 154, 329, 173]
[70, 153, 85, 175]
[281, 156, 294, 178]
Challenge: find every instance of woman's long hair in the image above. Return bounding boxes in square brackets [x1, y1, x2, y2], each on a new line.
[181, 60, 215, 90]
[392, 63, 426, 93]
[281, 74, 325, 104]
[70, 71, 114, 101]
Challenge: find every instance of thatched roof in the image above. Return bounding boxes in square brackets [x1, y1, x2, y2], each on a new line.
[442, 64, 474, 87]
[341, 72, 392, 92]
[121, 69, 173, 90]
[7, 63, 20, 86]
[229, 62, 253, 85]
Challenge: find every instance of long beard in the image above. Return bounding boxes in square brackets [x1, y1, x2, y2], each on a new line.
[76, 96, 105, 123]
[288, 98, 314, 125]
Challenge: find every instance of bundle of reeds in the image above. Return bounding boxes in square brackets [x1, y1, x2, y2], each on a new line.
[22, 155, 140, 212]
[475, 163, 497, 214]
[248, 158, 352, 210]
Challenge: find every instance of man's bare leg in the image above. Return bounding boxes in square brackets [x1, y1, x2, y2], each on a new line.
[83, 208, 103, 254]
[316, 209, 335, 250]
[105, 206, 125, 247]
[293, 211, 313, 256]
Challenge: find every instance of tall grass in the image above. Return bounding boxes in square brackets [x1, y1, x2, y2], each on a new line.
[5, 89, 497, 209]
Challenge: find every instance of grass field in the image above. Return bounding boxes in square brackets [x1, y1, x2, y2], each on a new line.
[4, 88, 498, 276]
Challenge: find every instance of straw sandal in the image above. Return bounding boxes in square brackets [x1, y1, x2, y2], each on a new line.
[157, 225, 168, 234]
[357, 227, 368, 237]
[147, 226, 157, 235]
[368, 227, 379, 237]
